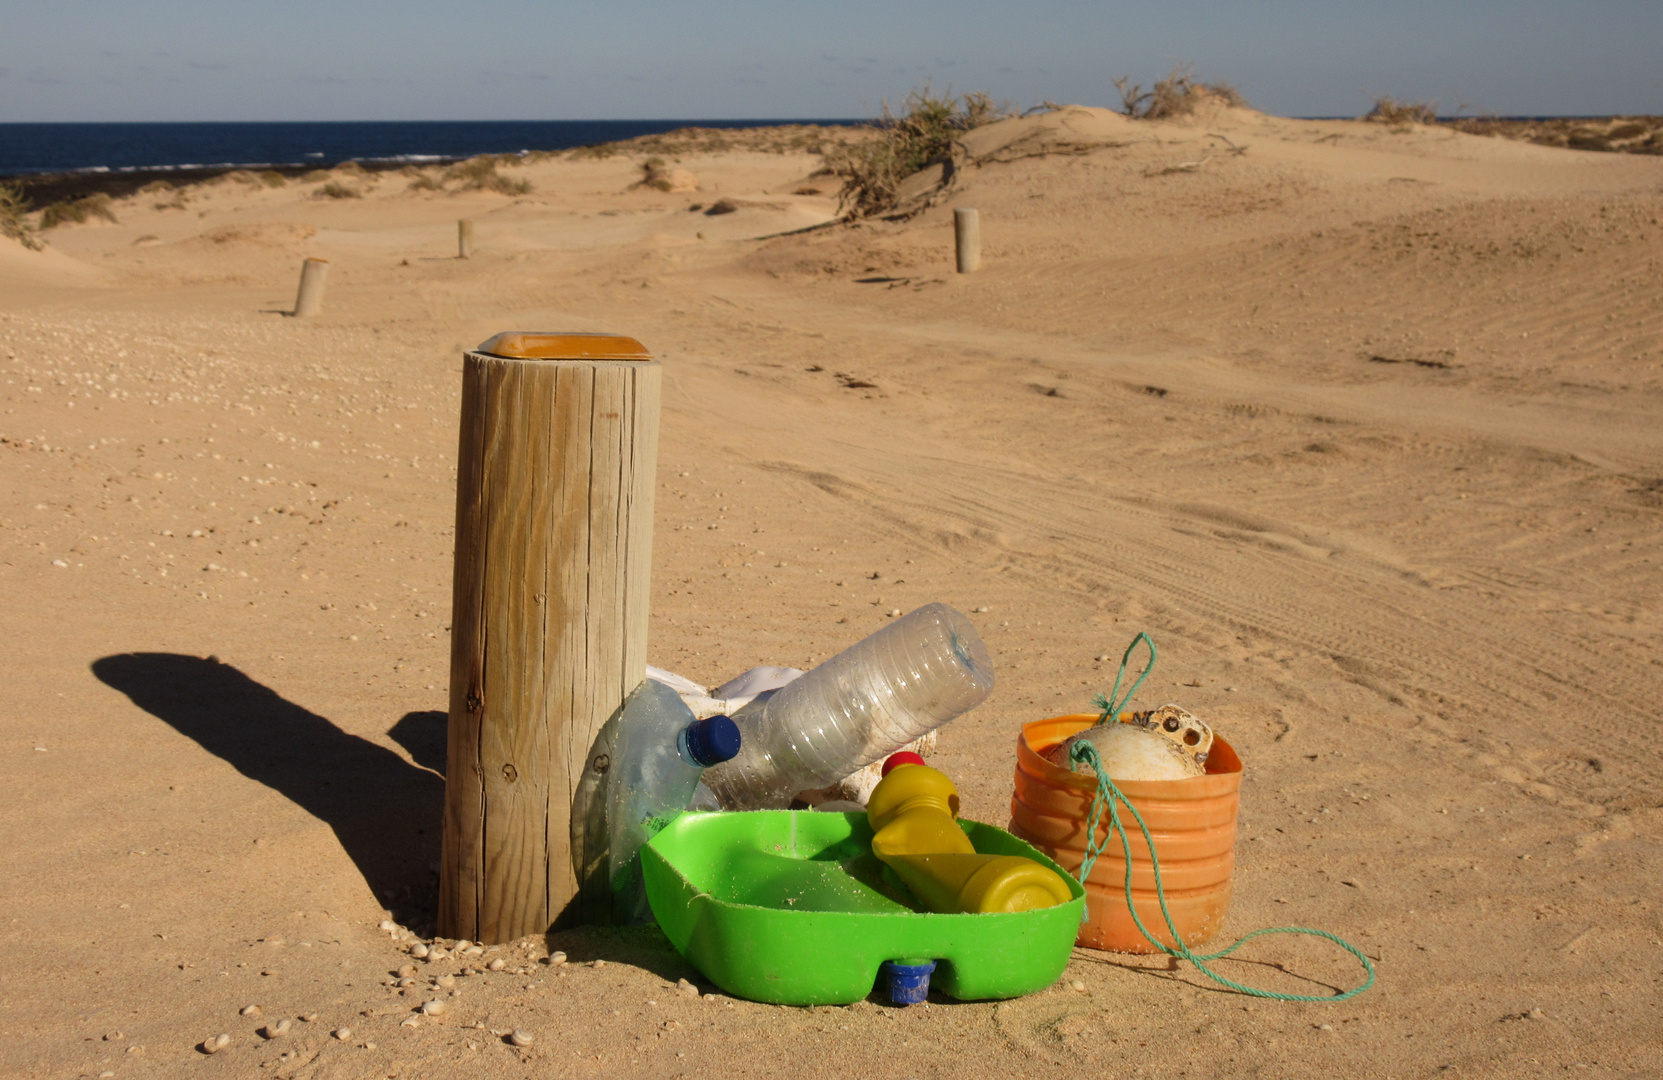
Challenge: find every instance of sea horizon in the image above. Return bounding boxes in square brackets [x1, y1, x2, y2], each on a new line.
[0, 118, 865, 178]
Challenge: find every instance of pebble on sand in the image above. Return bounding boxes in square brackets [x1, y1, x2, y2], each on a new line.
[299, 1013, 318, 1023]
[262, 1019, 291, 1038]
[677, 978, 700, 998]
[1069, 980, 1086, 992]
[409, 943, 430, 959]
[421, 999, 447, 1015]
[240, 1004, 262, 1017]
[202, 1034, 232, 1054]
[509, 1029, 534, 1047]
[332, 1027, 352, 1041]
[488, 957, 506, 971]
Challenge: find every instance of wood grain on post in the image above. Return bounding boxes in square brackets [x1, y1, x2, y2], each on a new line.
[458, 219, 474, 259]
[293, 257, 329, 316]
[440, 331, 660, 944]
[954, 208, 982, 273]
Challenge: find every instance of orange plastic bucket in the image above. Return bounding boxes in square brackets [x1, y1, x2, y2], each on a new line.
[1008, 714, 1242, 953]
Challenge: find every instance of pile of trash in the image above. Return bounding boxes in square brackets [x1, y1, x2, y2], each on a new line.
[607, 602, 992, 923]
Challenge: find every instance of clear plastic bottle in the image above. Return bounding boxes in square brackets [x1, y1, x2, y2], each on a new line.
[700, 603, 994, 810]
[607, 678, 741, 924]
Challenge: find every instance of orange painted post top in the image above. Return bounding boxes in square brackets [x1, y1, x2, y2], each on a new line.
[476, 332, 653, 361]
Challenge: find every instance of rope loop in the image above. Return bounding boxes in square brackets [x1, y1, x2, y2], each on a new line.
[1071, 636, 1376, 1003]
[1090, 631, 1155, 726]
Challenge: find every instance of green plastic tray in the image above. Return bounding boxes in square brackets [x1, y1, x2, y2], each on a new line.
[640, 810, 1086, 1006]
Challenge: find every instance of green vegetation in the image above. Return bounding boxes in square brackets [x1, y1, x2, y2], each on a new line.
[0, 181, 43, 249]
[39, 193, 118, 230]
[1114, 64, 1246, 120]
[827, 86, 1009, 218]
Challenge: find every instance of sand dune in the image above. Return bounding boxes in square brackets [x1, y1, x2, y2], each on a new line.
[2, 107, 1660, 1079]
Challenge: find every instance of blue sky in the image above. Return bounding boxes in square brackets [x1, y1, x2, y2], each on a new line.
[1, 0, 1658, 122]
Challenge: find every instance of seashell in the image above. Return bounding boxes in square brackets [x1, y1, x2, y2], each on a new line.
[487, 958, 506, 971]
[1132, 704, 1214, 760]
[202, 1034, 231, 1054]
[400, 1016, 420, 1028]
[397, 977, 415, 988]
[545, 951, 567, 966]
[409, 943, 430, 959]
[509, 1029, 533, 1047]
[331, 1027, 351, 1040]
[429, 947, 450, 960]
[240, 1004, 262, 1017]
[378, 920, 396, 931]
[299, 1014, 318, 1023]
[434, 974, 456, 989]
[677, 978, 699, 998]
[1049, 722, 1204, 781]
[262, 1019, 291, 1038]
[364, 1041, 377, 1050]
[421, 1000, 446, 1016]
[397, 964, 418, 978]
[592, 959, 606, 969]
[463, 945, 483, 956]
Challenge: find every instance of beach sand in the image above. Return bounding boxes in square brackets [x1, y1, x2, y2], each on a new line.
[3, 105, 1661, 1078]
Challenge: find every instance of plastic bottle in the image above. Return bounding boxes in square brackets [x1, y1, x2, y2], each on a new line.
[866, 752, 1072, 914]
[700, 603, 994, 810]
[607, 679, 741, 924]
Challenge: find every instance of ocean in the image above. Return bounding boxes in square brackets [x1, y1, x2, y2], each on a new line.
[0, 119, 860, 178]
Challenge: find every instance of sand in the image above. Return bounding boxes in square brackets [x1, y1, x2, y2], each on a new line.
[3, 106, 1661, 1079]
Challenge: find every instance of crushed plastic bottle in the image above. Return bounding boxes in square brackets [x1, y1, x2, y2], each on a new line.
[700, 603, 994, 810]
[607, 678, 741, 924]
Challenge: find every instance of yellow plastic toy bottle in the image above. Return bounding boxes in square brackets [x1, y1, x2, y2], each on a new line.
[866, 752, 1073, 914]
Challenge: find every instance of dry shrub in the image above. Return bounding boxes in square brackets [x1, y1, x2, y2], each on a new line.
[300, 169, 331, 183]
[406, 172, 441, 192]
[1, 181, 43, 250]
[1114, 64, 1246, 120]
[1366, 96, 1438, 125]
[315, 182, 362, 200]
[39, 193, 118, 229]
[443, 155, 532, 195]
[137, 180, 175, 195]
[827, 86, 1010, 218]
[1444, 114, 1663, 155]
[257, 170, 287, 188]
[639, 157, 674, 191]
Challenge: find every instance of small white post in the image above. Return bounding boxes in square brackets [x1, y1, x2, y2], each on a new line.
[954, 207, 982, 273]
[293, 257, 329, 317]
[458, 219, 474, 259]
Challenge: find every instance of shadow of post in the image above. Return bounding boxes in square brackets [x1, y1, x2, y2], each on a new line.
[91, 653, 446, 920]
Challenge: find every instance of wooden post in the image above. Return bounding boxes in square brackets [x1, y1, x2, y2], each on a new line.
[440, 331, 660, 944]
[458, 219, 474, 259]
[954, 208, 982, 273]
[293, 257, 329, 317]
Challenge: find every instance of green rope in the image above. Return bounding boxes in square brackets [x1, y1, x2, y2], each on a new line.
[1090, 632, 1156, 726]
[1071, 639, 1376, 1003]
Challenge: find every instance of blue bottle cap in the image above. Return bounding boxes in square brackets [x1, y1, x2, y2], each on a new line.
[683, 714, 741, 768]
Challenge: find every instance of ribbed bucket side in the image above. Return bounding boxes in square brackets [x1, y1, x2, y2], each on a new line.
[1008, 715, 1241, 953]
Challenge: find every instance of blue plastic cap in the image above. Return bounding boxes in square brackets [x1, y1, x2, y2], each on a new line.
[878, 960, 937, 1006]
[684, 714, 741, 768]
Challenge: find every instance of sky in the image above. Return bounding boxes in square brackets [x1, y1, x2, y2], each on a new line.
[0, 0, 1658, 122]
